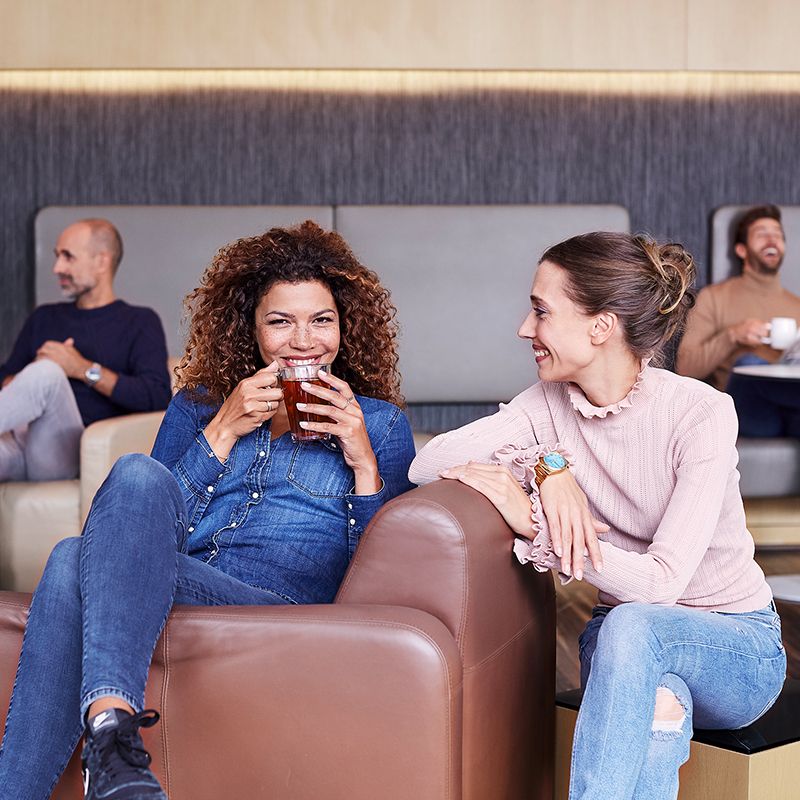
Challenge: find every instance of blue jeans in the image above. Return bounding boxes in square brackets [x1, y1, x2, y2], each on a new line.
[727, 354, 800, 437]
[0, 454, 288, 800]
[570, 602, 786, 800]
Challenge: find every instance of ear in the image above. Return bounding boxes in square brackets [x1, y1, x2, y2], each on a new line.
[94, 250, 113, 277]
[734, 242, 747, 262]
[590, 311, 617, 345]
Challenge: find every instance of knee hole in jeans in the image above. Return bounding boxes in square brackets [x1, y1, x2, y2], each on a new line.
[652, 687, 686, 734]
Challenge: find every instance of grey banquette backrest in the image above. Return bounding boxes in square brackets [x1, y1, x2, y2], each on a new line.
[35, 204, 629, 428]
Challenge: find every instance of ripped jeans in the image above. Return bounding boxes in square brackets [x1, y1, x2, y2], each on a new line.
[570, 602, 786, 800]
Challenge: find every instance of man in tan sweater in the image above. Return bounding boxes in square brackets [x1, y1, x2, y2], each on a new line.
[676, 204, 800, 436]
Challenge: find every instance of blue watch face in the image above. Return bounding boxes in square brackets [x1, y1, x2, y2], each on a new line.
[543, 452, 567, 470]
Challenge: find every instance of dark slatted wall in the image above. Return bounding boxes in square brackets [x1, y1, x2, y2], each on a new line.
[3, 76, 800, 357]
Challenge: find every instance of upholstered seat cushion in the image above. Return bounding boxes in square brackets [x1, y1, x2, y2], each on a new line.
[737, 438, 800, 497]
[0, 480, 80, 590]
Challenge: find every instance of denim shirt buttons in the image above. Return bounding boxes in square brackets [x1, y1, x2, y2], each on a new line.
[151, 389, 417, 605]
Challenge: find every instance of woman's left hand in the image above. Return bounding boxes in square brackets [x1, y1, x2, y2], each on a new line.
[439, 462, 533, 536]
[296, 371, 381, 494]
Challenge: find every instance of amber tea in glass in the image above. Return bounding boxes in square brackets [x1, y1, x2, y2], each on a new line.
[278, 364, 332, 442]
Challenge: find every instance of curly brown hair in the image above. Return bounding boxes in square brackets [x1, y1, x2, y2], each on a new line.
[177, 221, 403, 407]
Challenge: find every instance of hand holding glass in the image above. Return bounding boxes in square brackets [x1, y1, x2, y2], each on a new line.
[278, 364, 333, 442]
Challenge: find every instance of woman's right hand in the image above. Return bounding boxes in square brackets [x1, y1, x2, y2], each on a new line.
[203, 362, 283, 461]
[539, 470, 607, 580]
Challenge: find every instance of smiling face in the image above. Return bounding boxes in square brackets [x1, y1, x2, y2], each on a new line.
[517, 260, 598, 383]
[737, 217, 786, 275]
[254, 280, 341, 367]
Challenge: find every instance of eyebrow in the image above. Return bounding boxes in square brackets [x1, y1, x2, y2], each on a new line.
[264, 308, 337, 319]
[530, 295, 549, 306]
[54, 248, 74, 258]
[752, 225, 783, 233]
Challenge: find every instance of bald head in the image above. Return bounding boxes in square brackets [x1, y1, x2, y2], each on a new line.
[53, 219, 123, 307]
[78, 218, 124, 273]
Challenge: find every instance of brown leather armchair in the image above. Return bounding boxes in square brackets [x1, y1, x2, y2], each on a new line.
[0, 480, 555, 799]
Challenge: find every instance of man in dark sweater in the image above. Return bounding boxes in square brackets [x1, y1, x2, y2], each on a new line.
[0, 218, 172, 481]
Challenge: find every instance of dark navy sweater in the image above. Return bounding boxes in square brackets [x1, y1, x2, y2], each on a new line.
[0, 300, 172, 426]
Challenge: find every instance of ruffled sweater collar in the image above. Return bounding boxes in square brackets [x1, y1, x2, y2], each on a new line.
[566, 359, 650, 419]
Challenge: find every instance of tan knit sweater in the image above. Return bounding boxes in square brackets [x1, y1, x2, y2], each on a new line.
[410, 365, 771, 613]
[676, 269, 800, 390]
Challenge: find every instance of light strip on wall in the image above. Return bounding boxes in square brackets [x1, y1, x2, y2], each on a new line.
[2, 70, 800, 96]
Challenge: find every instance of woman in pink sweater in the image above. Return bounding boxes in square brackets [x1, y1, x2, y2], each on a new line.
[410, 232, 785, 800]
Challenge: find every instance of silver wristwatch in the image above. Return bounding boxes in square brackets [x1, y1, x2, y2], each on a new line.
[84, 362, 102, 387]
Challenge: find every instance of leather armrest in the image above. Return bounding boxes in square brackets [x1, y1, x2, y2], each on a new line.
[0, 592, 30, 722]
[337, 479, 554, 670]
[0, 597, 463, 800]
[149, 603, 462, 799]
[79, 411, 165, 519]
[337, 480, 556, 799]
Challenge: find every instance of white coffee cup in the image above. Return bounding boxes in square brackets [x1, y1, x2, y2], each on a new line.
[766, 317, 798, 349]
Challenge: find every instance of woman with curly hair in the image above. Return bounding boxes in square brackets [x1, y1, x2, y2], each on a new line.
[0, 221, 415, 800]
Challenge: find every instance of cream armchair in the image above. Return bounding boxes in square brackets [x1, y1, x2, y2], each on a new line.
[0, 411, 164, 591]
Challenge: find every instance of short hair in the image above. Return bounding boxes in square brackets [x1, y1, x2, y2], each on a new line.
[80, 218, 124, 272]
[733, 205, 782, 247]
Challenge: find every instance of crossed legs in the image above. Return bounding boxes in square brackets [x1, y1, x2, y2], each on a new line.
[0, 359, 84, 481]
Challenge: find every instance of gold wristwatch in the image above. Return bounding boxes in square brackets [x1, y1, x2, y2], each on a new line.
[533, 452, 568, 487]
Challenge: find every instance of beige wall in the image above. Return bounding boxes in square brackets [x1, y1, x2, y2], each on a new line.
[0, 0, 797, 71]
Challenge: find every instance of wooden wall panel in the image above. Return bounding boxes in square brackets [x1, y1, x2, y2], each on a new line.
[7, 0, 800, 70]
[0, 0, 687, 70]
[9, 0, 800, 71]
[688, 0, 800, 71]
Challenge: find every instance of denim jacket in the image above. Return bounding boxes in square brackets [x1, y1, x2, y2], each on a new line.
[151, 388, 416, 604]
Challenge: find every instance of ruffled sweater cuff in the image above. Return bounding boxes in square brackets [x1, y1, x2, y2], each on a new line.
[490, 442, 574, 583]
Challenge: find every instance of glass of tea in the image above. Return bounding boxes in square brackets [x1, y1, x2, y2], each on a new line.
[278, 364, 333, 442]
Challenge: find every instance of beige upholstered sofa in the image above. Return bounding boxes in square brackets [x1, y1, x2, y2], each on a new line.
[0, 411, 164, 591]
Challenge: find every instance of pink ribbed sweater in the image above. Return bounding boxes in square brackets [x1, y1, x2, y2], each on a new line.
[409, 365, 772, 613]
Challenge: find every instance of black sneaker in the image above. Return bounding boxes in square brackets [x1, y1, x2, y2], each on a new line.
[81, 708, 167, 799]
